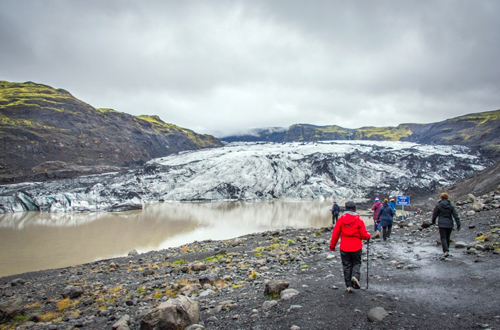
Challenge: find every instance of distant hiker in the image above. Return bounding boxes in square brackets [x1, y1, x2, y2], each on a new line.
[377, 198, 395, 241]
[330, 201, 340, 225]
[329, 201, 371, 293]
[388, 196, 396, 214]
[371, 197, 382, 237]
[431, 192, 461, 258]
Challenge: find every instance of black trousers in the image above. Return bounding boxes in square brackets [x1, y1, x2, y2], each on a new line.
[439, 227, 453, 253]
[383, 225, 392, 241]
[340, 249, 362, 288]
[332, 213, 339, 224]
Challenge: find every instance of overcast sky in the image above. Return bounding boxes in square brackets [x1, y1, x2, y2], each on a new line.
[1, 1, 499, 137]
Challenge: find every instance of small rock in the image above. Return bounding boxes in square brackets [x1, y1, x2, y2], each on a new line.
[262, 300, 278, 310]
[142, 269, 155, 276]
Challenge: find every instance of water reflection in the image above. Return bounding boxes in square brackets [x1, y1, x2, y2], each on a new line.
[0, 199, 374, 277]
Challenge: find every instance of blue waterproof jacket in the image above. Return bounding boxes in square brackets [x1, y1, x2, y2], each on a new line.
[377, 202, 395, 226]
[389, 200, 396, 213]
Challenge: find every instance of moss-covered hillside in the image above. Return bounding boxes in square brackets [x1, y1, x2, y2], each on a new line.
[402, 109, 500, 159]
[0, 81, 222, 183]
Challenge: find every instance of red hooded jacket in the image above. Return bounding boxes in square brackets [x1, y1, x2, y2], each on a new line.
[330, 212, 371, 252]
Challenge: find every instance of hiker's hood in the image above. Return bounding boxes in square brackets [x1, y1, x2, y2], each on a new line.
[343, 211, 359, 225]
[439, 199, 452, 209]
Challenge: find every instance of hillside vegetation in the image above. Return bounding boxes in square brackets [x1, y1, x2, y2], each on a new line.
[0, 81, 222, 183]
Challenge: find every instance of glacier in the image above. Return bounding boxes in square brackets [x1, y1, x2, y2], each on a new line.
[0, 141, 492, 213]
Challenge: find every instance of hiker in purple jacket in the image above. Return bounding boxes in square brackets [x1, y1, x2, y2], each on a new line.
[371, 197, 382, 235]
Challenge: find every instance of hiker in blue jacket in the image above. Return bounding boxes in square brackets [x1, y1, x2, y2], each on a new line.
[331, 201, 340, 225]
[377, 198, 395, 241]
[388, 196, 397, 214]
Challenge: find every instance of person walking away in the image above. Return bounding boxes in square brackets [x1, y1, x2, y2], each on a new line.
[330, 201, 340, 225]
[329, 201, 371, 293]
[431, 192, 461, 258]
[389, 196, 397, 216]
[371, 197, 382, 238]
[377, 198, 395, 241]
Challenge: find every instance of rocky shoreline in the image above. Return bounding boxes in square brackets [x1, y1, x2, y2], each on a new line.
[1, 191, 500, 330]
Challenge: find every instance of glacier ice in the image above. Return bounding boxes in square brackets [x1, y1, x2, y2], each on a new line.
[0, 141, 492, 213]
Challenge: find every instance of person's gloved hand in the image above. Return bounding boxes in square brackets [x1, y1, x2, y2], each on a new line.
[329, 246, 335, 251]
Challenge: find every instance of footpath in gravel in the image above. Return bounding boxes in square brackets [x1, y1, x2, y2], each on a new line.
[1, 192, 499, 330]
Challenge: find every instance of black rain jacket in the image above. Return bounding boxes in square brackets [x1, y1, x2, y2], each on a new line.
[431, 199, 461, 229]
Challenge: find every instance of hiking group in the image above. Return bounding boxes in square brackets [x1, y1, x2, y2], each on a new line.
[329, 193, 461, 292]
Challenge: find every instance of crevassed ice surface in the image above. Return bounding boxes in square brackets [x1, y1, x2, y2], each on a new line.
[0, 141, 491, 213]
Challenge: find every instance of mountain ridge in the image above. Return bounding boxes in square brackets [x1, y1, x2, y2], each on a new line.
[220, 110, 500, 160]
[0, 81, 222, 184]
[1, 80, 499, 186]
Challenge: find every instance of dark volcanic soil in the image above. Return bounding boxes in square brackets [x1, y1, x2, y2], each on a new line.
[1, 201, 500, 330]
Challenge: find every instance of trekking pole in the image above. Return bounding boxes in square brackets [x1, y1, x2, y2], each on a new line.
[366, 239, 370, 290]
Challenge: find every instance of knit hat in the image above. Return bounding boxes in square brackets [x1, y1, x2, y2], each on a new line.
[374, 197, 380, 202]
[345, 201, 356, 211]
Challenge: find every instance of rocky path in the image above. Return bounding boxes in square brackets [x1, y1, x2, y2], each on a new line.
[1, 193, 499, 330]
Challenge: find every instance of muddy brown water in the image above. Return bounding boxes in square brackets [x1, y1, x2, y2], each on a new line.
[0, 200, 380, 278]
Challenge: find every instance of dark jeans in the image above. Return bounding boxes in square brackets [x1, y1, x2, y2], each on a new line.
[439, 227, 453, 253]
[340, 249, 362, 288]
[383, 225, 392, 241]
[332, 214, 339, 224]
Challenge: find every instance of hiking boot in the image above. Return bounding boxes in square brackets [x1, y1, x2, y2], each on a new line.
[373, 231, 380, 239]
[443, 251, 449, 258]
[346, 286, 354, 293]
[351, 277, 361, 289]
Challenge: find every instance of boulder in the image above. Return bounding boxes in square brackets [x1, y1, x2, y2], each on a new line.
[367, 306, 389, 322]
[471, 201, 484, 212]
[264, 280, 289, 297]
[185, 325, 205, 330]
[128, 249, 139, 257]
[140, 296, 200, 330]
[10, 278, 26, 286]
[280, 288, 300, 300]
[113, 314, 131, 330]
[421, 220, 433, 229]
[199, 273, 217, 286]
[61, 285, 84, 299]
[0, 297, 23, 322]
[191, 263, 207, 272]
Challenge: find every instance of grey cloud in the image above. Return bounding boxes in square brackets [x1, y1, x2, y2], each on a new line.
[1, 0, 499, 136]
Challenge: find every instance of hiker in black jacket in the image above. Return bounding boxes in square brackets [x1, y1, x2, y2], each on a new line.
[431, 193, 461, 258]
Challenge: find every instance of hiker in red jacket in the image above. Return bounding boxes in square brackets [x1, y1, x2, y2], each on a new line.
[330, 201, 371, 293]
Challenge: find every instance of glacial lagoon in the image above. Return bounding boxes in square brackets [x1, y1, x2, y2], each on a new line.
[0, 199, 379, 277]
